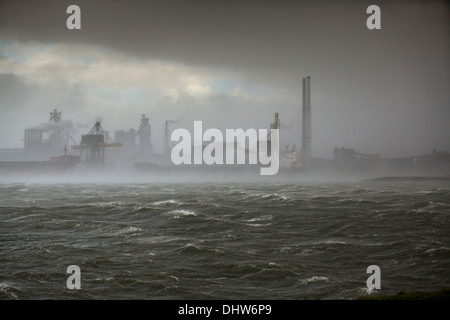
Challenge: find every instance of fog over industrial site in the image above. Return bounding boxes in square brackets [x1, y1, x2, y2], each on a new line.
[0, 0, 449, 159]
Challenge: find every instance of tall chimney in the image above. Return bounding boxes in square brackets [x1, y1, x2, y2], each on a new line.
[302, 78, 307, 159]
[165, 120, 169, 154]
[273, 112, 280, 130]
[302, 76, 312, 161]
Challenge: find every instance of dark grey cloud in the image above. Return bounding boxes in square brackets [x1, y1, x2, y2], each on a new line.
[1, 1, 447, 85]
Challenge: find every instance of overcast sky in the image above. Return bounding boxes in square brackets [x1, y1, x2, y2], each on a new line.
[0, 0, 448, 157]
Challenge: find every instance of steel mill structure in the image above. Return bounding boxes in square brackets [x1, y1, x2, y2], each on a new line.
[71, 121, 122, 165]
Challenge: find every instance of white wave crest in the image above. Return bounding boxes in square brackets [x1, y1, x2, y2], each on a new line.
[357, 287, 374, 296]
[153, 199, 182, 206]
[312, 240, 347, 246]
[246, 215, 273, 222]
[115, 226, 143, 235]
[299, 276, 328, 286]
[416, 202, 450, 213]
[424, 247, 450, 256]
[0, 282, 21, 299]
[163, 209, 196, 218]
[261, 193, 288, 201]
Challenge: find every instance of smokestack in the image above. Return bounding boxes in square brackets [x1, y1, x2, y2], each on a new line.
[165, 120, 169, 154]
[302, 78, 306, 159]
[302, 76, 312, 161]
[273, 112, 280, 130]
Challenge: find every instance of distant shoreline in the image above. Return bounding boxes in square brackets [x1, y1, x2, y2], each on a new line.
[366, 176, 450, 182]
[357, 288, 450, 300]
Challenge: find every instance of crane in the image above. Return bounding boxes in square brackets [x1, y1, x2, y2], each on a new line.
[71, 121, 121, 165]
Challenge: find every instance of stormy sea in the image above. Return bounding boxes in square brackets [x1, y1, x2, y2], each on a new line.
[1, 180, 449, 300]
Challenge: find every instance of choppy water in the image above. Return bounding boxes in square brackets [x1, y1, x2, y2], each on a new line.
[1, 181, 449, 299]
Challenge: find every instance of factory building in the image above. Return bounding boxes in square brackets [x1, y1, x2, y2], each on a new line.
[23, 109, 77, 161]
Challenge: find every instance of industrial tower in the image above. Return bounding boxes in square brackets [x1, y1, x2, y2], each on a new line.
[137, 114, 152, 157]
[72, 121, 121, 165]
[302, 76, 311, 161]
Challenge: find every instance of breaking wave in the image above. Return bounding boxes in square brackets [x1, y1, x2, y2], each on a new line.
[163, 209, 197, 218]
[298, 276, 329, 286]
